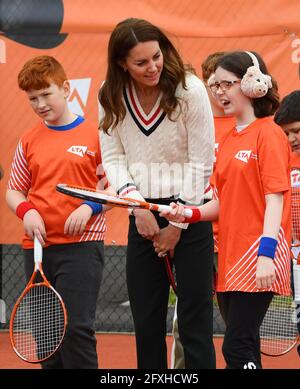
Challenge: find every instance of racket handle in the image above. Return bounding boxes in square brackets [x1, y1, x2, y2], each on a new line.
[155, 203, 193, 216]
[34, 236, 43, 264]
[183, 207, 201, 223]
[183, 208, 193, 218]
[156, 204, 201, 222]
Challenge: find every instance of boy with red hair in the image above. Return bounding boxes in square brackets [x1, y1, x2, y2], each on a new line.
[6, 55, 108, 369]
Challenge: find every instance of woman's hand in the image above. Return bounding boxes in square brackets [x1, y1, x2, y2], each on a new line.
[133, 209, 160, 240]
[256, 256, 276, 289]
[153, 224, 182, 258]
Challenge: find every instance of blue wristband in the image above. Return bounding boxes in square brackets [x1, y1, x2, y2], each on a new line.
[257, 237, 278, 259]
[83, 201, 103, 215]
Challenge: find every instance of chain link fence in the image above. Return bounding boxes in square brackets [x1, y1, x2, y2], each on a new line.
[0, 244, 225, 334]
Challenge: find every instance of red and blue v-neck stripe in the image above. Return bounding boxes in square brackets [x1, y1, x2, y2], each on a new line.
[124, 83, 166, 136]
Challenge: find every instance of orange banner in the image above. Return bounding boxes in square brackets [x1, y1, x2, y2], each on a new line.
[1, 0, 300, 244]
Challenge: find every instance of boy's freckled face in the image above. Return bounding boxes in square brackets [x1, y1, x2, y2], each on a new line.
[282, 121, 300, 154]
[26, 82, 69, 125]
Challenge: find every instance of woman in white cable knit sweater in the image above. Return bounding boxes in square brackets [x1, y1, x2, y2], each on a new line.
[98, 18, 215, 369]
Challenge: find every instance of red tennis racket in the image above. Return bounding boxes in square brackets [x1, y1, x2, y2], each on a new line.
[9, 237, 67, 363]
[259, 167, 300, 356]
[163, 253, 177, 295]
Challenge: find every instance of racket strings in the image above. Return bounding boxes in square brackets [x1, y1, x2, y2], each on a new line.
[11, 285, 65, 362]
[260, 296, 299, 355]
[58, 184, 137, 207]
[292, 186, 300, 243]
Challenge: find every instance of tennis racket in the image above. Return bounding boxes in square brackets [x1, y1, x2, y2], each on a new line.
[291, 167, 300, 246]
[163, 254, 216, 298]
[9, 236, 67, 363]
[260, 295, 299, 356]
[56, 183, 196, 219]
[259, 167, 300, 356]
[163, 253, 177, 295]
[290, 168, 300, 302]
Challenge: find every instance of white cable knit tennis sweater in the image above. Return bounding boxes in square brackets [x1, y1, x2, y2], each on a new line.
[99, 73, 214, 207]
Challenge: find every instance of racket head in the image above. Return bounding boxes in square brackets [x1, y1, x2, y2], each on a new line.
[9, 282, 67, 364]
[291, 168, 300, 243]
[260, 295, 299, 356]
[56, 183, 143, 209]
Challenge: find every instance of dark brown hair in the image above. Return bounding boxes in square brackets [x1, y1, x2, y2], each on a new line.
[216, 51, 280, 117]
[99, 18, 194, 133]
[274, 90, 300, 125]
[18, 55, 67, 91]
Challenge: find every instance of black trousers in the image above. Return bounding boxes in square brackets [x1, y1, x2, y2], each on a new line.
[217, 291, 273, 369]
[127, 201, 216, 369]
[24, 241, 104, 369]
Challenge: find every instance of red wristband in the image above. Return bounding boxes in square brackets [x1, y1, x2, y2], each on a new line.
[184, 206, 201, 223]
[16, 201, 37, 220]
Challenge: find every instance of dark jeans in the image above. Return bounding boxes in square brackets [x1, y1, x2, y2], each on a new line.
[24, 241, 104, 369]
[217, 291, 273, 369]
[127, 199, 216, 369]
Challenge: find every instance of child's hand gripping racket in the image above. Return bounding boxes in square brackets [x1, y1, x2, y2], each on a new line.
[9, 236, 67, 363]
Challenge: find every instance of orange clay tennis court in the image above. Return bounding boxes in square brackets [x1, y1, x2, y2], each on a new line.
[0, 332, 298, 369]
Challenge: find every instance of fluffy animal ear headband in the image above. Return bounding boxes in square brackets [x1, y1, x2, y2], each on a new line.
[240, 51, 272, 98]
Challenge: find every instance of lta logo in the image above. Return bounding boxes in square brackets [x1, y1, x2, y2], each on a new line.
[67, 78, 91, 117]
